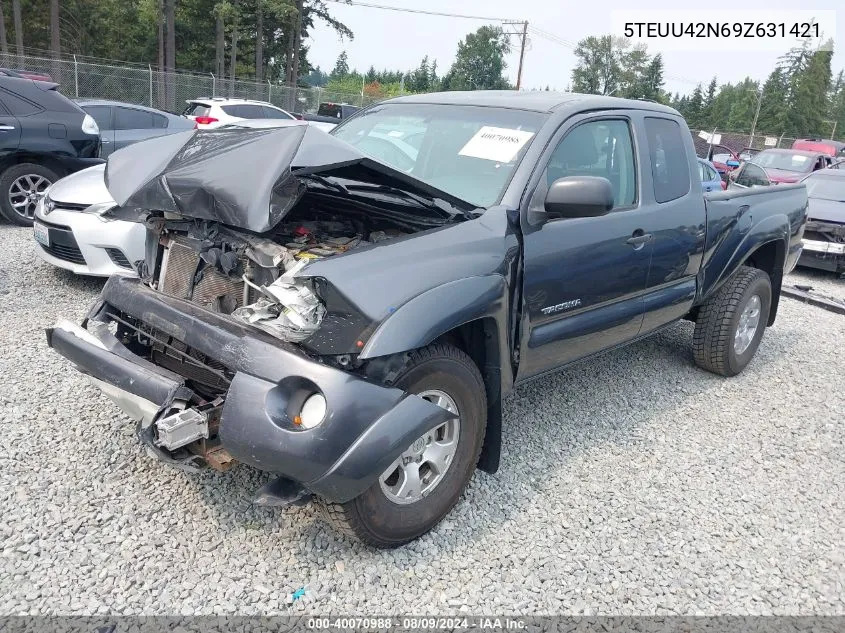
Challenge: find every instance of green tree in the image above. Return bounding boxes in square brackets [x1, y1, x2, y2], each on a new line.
[571, 35, 617, 95]
[640, 53, 665, 102]
[700, 77, 717, 128]
[756, 67, 788, 135]
[330, 49, 349, 80]
[411, 55, 430, 92]
[726, 79, 759, 131]
[784, 47, 833, 136]
[446, 25, 511, 91]
[686, 84, 704, 129]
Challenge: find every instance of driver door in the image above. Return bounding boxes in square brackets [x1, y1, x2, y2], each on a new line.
[517, 114, 653, 381]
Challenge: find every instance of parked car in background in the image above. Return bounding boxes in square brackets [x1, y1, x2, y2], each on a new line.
[0, 76, 102, 226]
[708, 145, 742, 181]
[727, 162, 773, 190]
[742, 148, 834, 184]
[697, 158, 725, 191]
[32, 164, 144, 276]
[297, 102, 362, 130]
[182, 97, 296, 129]
[48, 92, 807, 547]
[792, 138, 845, 158]
[34, 119, 311, 278]
[78, 99, 195, 158]
[318, 101, 360, 120]
[0, 68, 53, 82]
[797, 168, 845, 276]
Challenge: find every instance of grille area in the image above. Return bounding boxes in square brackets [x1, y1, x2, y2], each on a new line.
[108, 310, 232, 394]
[37, 221, 86, 265]
[39, 242, 86, 265]
[105, 247, 132, 269]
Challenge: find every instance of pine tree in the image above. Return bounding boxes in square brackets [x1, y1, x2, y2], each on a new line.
[686, 84, 704, 129]
[700, 77, 717, 128]
[640, 54, 664, 102]
[756, 68, 788, 135]
[784, 46, 832, 136]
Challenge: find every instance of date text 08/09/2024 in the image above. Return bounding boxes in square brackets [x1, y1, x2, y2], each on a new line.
[306, 617, 528, 630]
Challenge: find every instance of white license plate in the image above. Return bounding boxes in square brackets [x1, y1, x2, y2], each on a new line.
[33, 222, 49, 247]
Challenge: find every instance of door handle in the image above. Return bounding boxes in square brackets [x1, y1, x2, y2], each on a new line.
[626, 231, 653, 249]
[0, 124, 14, 131]
[101, 139, 111, 143]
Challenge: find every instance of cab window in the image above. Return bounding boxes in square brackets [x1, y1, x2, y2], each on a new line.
[543, 119, 637, 209]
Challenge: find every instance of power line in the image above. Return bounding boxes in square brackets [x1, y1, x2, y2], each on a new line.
[323, 0, 519, 23]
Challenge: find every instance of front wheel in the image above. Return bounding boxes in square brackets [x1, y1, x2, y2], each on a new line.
[693, 265, 772, 377]
[0, 163, 58, 226]
[319, 343, 487, 548]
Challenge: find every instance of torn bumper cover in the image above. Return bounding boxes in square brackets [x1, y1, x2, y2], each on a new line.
[46, 276, 454, 503]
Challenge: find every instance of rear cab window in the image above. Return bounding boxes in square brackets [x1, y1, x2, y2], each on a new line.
[644, 117, 691, 203]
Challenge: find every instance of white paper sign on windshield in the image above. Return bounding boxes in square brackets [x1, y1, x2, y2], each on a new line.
[458, 126, 535, 163]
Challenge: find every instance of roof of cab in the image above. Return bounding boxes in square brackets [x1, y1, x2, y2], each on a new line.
[385, 90, 681, 116]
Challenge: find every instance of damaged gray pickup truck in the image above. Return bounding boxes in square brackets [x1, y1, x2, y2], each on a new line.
[47, 92, 808, 547]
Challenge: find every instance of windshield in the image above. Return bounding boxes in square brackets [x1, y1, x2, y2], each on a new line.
[804, 173, 845, 201]
[331, 103, 547, 207]
[752, 151, 814, 173]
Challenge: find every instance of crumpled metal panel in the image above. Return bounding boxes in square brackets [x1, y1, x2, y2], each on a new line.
[103, 124, 476, 233]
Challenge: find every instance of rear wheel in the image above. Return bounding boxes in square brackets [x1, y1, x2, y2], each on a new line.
[0, 163, 58, 226]
[693, 266, 772, 377]
[319, 343, 486, 548]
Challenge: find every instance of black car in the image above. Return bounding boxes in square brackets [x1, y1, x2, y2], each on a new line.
[0, 76, 102, 225]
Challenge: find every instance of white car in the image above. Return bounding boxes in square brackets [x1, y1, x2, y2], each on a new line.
[33, 164, 144, 277]
[182, 97, 297, 129]
[32, 120, 319, 277]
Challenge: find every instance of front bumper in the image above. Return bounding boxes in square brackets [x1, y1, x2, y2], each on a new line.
[47, 276, 453, 503]
[33, 206, 145, 277]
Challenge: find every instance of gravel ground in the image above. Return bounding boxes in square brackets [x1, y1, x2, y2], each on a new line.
[0, 224, 843, 616]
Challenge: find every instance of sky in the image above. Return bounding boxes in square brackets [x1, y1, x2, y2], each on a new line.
[307, 0, 844, 96]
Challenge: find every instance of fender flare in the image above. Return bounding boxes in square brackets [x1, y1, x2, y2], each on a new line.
[359, 274, 510, 361]
[359, 274, 512, 476]
[700, 213, 788, 305]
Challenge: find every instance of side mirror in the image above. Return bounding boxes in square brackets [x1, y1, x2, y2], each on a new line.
[726, 159, 740, 168]
[543, 176, 614, 220]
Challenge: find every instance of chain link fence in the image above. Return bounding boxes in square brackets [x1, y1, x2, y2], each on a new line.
[0, 51, 380, 114]
[692, 129, 801, 158]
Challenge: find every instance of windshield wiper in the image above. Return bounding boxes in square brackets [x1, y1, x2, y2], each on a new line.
[345, 183, 477, 220]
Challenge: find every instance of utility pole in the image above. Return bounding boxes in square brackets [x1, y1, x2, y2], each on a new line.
[516, 21, 528, 90]
[504, 20, 529, 90]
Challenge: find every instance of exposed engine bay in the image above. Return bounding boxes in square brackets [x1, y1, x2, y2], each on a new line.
[141, 197, 442, 353]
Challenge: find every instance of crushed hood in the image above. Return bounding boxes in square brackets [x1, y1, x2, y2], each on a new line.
[807, 197, 845, 224]
[104, 124, 475, 233]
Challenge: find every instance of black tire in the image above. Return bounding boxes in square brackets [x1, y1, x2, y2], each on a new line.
[319, 343, 487, 548]
[0, 163, 58, 226]
[693, 265, 772, 377]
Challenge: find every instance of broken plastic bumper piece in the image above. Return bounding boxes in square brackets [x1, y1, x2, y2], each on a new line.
[45, 276, 454, 503]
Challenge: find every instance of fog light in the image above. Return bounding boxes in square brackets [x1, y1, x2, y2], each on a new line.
[299, 393, 326, 429]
